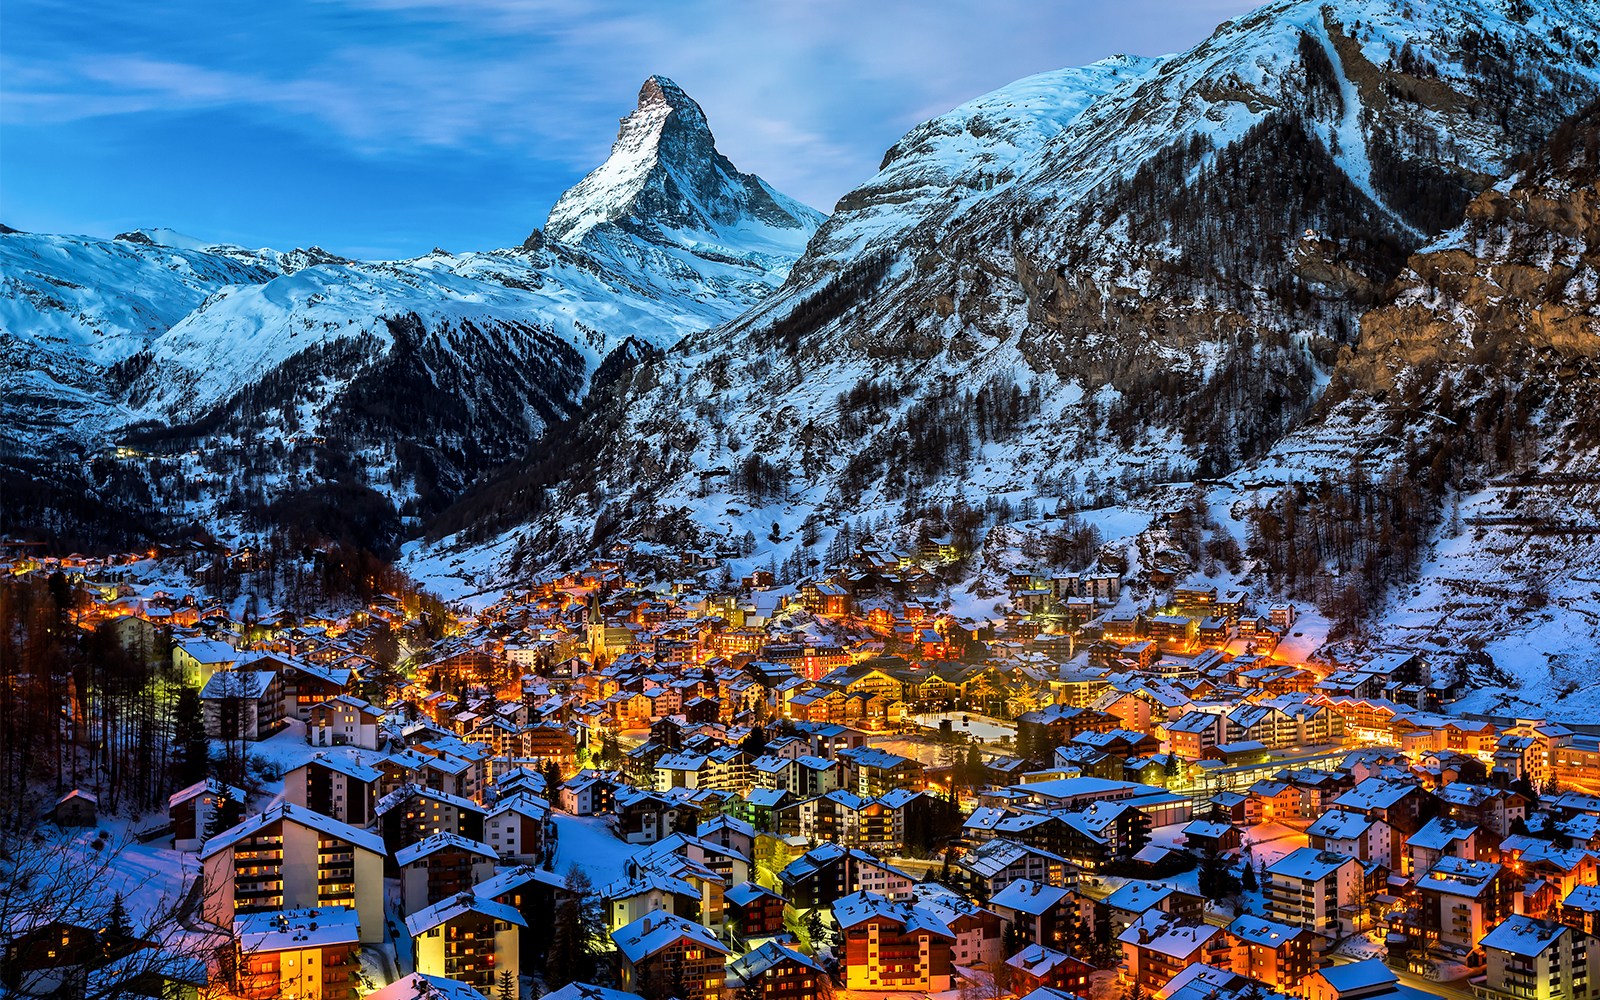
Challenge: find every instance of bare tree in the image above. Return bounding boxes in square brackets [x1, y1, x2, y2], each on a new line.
[0, 828, 240, 999]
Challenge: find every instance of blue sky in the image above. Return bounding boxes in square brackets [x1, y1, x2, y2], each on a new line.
[3, 0, 1257, 258]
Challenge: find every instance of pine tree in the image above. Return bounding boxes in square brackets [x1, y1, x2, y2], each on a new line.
[106, 891, 132, 944]
[173, 685, 210, 788]
[498, 968, 517, 1000]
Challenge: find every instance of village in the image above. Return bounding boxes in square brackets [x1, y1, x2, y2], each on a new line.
[2, 528, 1596, 1000]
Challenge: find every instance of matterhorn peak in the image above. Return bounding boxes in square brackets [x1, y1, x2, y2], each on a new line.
[544, 76, 824, 250]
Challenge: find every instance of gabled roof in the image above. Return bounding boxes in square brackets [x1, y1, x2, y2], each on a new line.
[201, 802, 385, 859]
[404, 892, 526, 937]
[376, 783, 487, 817]
[1311, 957, 1398, 992]
[1104, 880, 1178, 914]
[611, 911, 728, 963]
[830, 891, 954, 937]
[395, 832, 498, 868]
[1305, 810, 1374, 841]
[725, 941, 819, 986]
[1227, 913, 1307, 947]
[989, 879, 1071, 916]
[235, 906, 359, 951]
[366, 974, 488, 1000]
[725, 880, 786, 908]
[472, 864, 567, 900]
[295, 753, 383, 784]
[1116, 911, 1221, 958]
[1267, 847, 1356, 882]
[200, 670, 275, 699]
[167, 777, 248, 810]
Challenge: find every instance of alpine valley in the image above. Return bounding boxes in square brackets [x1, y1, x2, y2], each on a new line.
[7, 0, 1600, 713]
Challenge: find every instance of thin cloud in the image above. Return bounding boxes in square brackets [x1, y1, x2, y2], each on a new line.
[1, 0, 1259, 250]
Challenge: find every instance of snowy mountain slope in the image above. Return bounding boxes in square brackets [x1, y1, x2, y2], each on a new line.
[0, 233, 282, 452]
[1252, 100, 1600, 717]
[414, 0, 1600, 592]
[788, 55, 1166, 281]
[1, 77, 825, 550]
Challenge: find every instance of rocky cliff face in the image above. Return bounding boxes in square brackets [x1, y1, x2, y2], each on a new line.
[1273, 102, 1600, 716]
[547, 76, 823, 248]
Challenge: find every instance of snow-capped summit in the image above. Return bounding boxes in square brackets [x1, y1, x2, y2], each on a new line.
[544, 76, 824, 255]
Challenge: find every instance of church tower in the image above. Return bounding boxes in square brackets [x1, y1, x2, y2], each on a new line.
[586, 590, 606, 660]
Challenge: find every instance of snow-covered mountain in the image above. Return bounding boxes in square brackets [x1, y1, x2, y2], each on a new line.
[0, 77, 825, 550]
[417, 0, 1600, 591]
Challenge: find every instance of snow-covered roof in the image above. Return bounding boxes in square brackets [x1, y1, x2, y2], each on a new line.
[235, 906, 359, 952]
[200, 670, 274, 699]
[404, 892, 526, 938]
[1104, 880, 1177, 913]
[830, 891, 954, 938]
[726, 940, 819, 985]
[395, 832, 498, 868]
[1116, 911, 1220, 958]
[610, 910, 728, 963]
[1310, 958, 1398, 992]
[1267, 847, 1355, 883]
[366, 975, 487, 1000]
[989, 879, 1070, 916]
[201, 802, 385, 859]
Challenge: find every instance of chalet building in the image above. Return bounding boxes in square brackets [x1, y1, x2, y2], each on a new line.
[1226, 913, 1318, 992]
[51, 789, 97, 827]
[833, 891, 956, 993]
[598, 866, 704, 935]
[988, 880, 1078, 951]
[1306, 810, 1395, 870]
[309, 695, 383, 749]
[1104, 881, 1204, 938]
[232, 907, 361, 1000]
[375, 784, 488, 858]
[472, 865, 571, 973]
[201, 670, 285, 742]
[725, 881, 787, 941]
[1479, 915, 1600, 1000]
[956, 838, 1075, 898]
[1005, 944, 1094, 995]
[562, 770, 621, 815]
[1327, 778, 1437, 862]
[1265, 848, 1366, 940]
[406, 893, 524, 992]
[1117, 911, 1231, 993]
[283, 755, 382, 829]
[396, 832, 499, 916]
[779, 843, 916, 909]
[484, 793, 550, 864]
[725, 941, 824, 1000]
[611, 912, 730, 1000]
[237, 652, 353, 722]
[614, 787, 701, 844]
[168, 778, 247, 852]
[200, 802, 386, 943]
[1414, 857, 1516, 952]
[838, 746, 923, 797]
[172, 638, 238, 688]
[1433, 783, 1527, 839]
